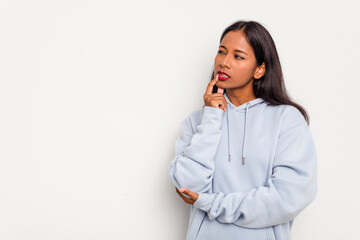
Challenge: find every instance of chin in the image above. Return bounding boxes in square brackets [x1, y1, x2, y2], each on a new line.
[216, 82, 226, 87]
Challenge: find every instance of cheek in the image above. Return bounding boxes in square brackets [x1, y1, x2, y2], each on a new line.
[214, 54, 227, 64]
[214, 55, 220, 64]
[239, 62, 256, 71]
[232, 63, 257, 79]
[236, 63, 254, 74]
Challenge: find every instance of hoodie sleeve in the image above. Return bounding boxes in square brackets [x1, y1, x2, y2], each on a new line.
[169, 106, 223, 193]
[193, 107, 318, 228]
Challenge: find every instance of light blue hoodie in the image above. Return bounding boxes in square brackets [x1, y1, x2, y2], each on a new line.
[169, 92, 317, 240]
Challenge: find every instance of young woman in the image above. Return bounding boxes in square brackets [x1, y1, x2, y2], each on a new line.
[169, 20, 317, 240]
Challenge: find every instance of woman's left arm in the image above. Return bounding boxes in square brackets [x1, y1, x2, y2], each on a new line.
[177, 118, 317, 229]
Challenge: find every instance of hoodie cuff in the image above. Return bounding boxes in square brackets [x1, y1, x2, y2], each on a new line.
[193, 192, 212, 210]
[202, 106, 224, 126]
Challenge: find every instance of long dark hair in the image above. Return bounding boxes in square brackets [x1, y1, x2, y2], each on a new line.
[210, 20, 310, 125]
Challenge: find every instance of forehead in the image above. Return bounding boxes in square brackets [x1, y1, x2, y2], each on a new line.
[220, 30, 253, 54]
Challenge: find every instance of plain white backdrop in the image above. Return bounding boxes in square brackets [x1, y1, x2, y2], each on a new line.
[0, 0, 359, 239]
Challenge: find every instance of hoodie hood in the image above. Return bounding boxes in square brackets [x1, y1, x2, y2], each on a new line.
[223, 92, 266, 165]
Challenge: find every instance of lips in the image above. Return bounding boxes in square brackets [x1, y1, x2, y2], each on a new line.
[218, 71, 230, 81]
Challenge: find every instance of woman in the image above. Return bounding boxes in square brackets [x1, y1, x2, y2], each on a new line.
[169, 20, 317, 240]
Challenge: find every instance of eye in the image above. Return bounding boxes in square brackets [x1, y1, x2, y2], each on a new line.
[217, 50, 225, 54]
[235, 55, 245, 60]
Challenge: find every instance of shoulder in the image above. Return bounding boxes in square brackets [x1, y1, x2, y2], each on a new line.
[265, 104, 305, 124]
[281, 105, 306, 126]
[269, 104, 307, 136]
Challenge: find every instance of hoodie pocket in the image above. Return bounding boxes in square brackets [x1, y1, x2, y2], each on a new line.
[265, 226, 276, 240]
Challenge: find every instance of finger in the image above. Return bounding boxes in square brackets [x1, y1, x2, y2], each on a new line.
[176, 189, 195, 204]
[178, 188, 192, 198]
[217, 98, 227, 112]
[203, 94, 227, 107]
[176, 188, 185, 197]
[220, 100, 227, 112]
[205, 93, 224, 98]
[179, 188, 197, 201]
[217, 86, 224, 94]
[205, 74, 218, 95]
[176, 189, 186, 199]
[182, 196, 195, 205]
[176, 188, 191, 199]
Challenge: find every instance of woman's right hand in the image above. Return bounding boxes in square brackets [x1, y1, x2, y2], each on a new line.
[203, 74, 227, 112]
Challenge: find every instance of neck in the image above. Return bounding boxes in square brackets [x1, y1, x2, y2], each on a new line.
[225, 89, 257, 107]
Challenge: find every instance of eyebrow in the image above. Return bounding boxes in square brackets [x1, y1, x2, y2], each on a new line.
[219, 45, 248, 55]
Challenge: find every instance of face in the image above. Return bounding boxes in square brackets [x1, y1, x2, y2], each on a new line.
[214, 30, 265, 92]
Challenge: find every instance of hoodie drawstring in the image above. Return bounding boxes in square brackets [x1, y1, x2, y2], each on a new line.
[224, 93, 265, 165]
[227, 109, 231, 162]
[242, 103, 250, 165]
[226, 101, 250, 165]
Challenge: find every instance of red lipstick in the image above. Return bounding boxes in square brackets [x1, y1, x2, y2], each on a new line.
[218, 71, 230, 81]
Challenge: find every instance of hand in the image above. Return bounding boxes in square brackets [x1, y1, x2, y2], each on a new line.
[203, 74, 227, 112]
[175, 187, 199, 205]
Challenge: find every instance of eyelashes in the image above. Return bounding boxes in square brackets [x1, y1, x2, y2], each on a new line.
[235, 55, 245, 60]
[217, 50, 245, 60]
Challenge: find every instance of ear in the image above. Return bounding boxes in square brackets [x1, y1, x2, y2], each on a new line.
[254, 62, 266, 79]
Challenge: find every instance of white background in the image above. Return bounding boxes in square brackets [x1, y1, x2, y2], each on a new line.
[1, 0, 359, 239]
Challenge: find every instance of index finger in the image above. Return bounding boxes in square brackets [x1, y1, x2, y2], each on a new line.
[205, 74, 218, 95]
